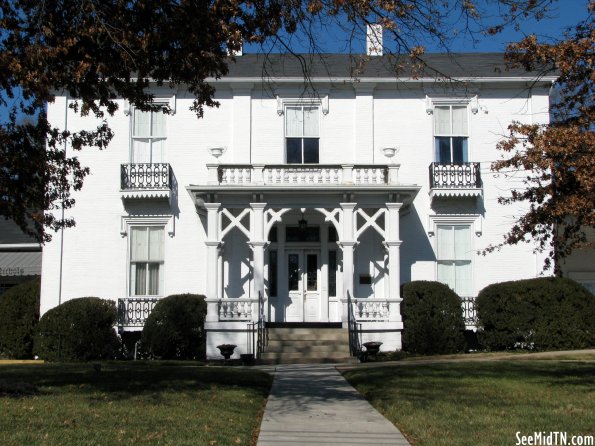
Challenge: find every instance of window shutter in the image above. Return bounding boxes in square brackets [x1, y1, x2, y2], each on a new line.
[148, 227, 164, 261]
[434, 106, 450, 135]
[285, 107, 303, 137]
[130, 227, 149, 261]
[451, 106, 468, 136]
[133, 109, 151, 137]
[303, 107, 319, 137]
[436, 225, 455, 260]
[454, 226, 472, 260]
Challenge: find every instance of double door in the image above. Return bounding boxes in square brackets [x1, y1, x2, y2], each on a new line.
[285, 250, 320, 322]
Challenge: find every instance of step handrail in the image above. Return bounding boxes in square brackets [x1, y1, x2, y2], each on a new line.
[346, 290, 362, 357]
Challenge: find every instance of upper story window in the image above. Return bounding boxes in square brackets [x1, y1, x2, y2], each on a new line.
[285, 105, 319, 164]
[132, 108, 167, 164]
[130, 226, 164, 296]
[434, 105, 468, 164]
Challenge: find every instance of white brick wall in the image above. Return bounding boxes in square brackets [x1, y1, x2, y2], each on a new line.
[40, 78, 554, 316]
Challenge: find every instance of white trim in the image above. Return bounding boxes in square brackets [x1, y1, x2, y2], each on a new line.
[276, 95, 329, 116]
[428, 214, 482, 237]
[120, 215, 174, 237]
[0, 243, 41, 250]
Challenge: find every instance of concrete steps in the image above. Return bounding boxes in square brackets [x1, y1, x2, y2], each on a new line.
[260, 326, 354, 364]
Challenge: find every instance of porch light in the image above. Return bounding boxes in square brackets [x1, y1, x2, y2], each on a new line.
[298, 212, 308, 232]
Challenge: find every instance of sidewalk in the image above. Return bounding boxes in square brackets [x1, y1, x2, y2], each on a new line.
[256, 364, 411, 446]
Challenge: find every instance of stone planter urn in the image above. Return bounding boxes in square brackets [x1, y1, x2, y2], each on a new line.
[216, 344, 237, 360]
[362, 341, 383, 361]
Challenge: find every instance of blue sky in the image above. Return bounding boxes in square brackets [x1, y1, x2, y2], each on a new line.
[245, 0, 590, 54]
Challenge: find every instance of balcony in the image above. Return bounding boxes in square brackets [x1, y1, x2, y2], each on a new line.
[206, 163, 401, 187]
[117, 297, 159, 329]
[429, 162, 482, 200]
[120, 163, 172, 200]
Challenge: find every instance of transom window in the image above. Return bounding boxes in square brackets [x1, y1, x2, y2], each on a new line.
[434, 105, 468, 164]
[436, 224, 472, 296]
[130, 226, 164, 296]
[285, 105, 320, 164]
[131, 107, 167, 163]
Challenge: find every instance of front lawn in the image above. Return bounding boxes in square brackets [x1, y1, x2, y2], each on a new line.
[343, 361, 594, 446]
[0, 362, 272, 446]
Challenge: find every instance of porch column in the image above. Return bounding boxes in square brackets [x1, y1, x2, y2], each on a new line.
[205, 203, 221, 322]
[340, 203, 356, 322]
[386, 202, 403, 323]
[250, 203, 267, 321]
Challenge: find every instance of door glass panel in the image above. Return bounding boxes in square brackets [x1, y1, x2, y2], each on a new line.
[328, 250, 337, 297]
[306, 254, 317, 291]
[288, 254, 299, 291]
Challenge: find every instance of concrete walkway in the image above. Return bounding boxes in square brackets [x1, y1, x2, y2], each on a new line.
[256, 364, 411, 446]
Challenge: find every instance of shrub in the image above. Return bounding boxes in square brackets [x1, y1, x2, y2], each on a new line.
[0, 278, 40, 359]
[141, 294, 207, 360]
[34, 297, 120, 361]
[477, 277, 595, 351]
[401, 281, 466, 354]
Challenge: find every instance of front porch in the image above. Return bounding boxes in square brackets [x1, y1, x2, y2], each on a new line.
[188, 163, 420, 359]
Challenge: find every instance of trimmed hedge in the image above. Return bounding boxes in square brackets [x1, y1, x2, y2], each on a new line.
[477, 277, 595, 351]
[0, 278, 40, 359]
[141, 294, 207, 360]
[34, 297, 120, 361]
[401, 281, 466, 354]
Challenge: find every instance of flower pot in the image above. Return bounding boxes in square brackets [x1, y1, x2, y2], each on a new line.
[216, 344, 237, 360]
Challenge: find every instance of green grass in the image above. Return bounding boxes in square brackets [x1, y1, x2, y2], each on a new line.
[343, 361, 595, 446]
[0, 362, 272, 446]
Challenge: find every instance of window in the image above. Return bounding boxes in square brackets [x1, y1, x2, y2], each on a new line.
[130, 226, 164, 296]
[285, 105, 319, 163]
[436, 225, 472, 296]
[131, 108, 167, 163]
[434, 105, 468, 163]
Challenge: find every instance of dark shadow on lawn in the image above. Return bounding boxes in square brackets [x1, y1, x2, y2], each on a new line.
[0, 362, 273, 401]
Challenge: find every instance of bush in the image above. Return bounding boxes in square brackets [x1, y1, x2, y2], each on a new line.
[401, 281, 466, 354]
[141, 294, 207, 360]
[0, 278, 40, 359]
[477, 277, 595, 351]
[34, 297, 120, 361]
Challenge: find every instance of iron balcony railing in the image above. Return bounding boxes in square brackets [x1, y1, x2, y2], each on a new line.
[429, 162, 482, 189]
[461, 296, 478, 326]
[117, 297, 160, 327]
[121, 163, 172, 190]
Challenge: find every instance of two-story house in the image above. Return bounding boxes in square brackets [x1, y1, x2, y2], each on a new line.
[40, 47, 559, 359]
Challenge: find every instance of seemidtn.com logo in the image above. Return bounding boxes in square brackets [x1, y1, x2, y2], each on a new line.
[516, 432, 594, 446]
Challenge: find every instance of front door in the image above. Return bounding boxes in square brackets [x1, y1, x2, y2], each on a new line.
[285, 250, 320, 322]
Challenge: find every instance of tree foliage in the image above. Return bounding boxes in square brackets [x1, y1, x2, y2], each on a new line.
[490, 1, 594, 272]
[0, 0, 553, 240]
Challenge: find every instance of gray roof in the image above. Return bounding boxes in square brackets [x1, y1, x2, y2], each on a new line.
[0, 219, 41, 245]
[225, 53, 548, 80]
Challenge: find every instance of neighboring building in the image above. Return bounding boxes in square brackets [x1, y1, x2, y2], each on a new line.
[0, 219, 42, 294]
[40, 47, 560, 359]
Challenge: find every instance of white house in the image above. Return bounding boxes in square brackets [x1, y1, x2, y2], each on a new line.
[40, 47, 568, 359]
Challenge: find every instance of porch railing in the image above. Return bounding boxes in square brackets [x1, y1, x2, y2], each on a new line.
[347, 291, 362, 357]
[461, 296, 478, 326]
[429, 162, 481, 189]
[209, 163, 400, 186]
[117, 297, 160, 327]
[121, 163, 172, 190]
[218, 298, 255, 321]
